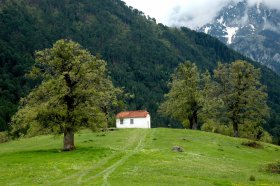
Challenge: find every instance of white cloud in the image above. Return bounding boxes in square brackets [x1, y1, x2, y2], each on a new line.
[248, 0, 280, 9]
[122, 0, 280, 29]
[123, 0, 183, 24]
[167, 0, 230, 29]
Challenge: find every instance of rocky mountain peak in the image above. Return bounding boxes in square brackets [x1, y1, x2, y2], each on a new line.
[198, 0, 280, 73]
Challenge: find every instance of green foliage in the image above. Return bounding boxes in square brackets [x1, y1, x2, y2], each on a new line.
[0, 131, 10, 143]
[10, 40, 121, 139]
[260, 131, 273, 143]
[159, 62, 203, 129]
[212, 60, 269, 137]
[249, 175, 256, 181]
[201, 120, 233, 136]
[201, 120, 273, 142]
[265, 161, 280, 174]
[241, 141, 263, 149]
[166, 60, 270, 141]
[238, 122, 272, 143]
[0, 0, 279, 142]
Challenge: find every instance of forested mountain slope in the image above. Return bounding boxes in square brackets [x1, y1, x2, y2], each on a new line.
[0, 0, 279, 142]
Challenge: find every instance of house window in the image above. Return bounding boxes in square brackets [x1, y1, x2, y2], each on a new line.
[130, 119, 134, 124]
[120, 119, 124, 124]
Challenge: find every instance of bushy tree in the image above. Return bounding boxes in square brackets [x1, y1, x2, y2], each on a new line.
[11, 39, 121, 151]
[159, 62, 203, 129]
[213, 60, 269, 137]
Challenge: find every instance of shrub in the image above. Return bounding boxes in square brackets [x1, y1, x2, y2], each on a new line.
[239, 123, 272, 143]
[182, 120, 190, 129]
[241, 141, 263, 149]
[249, 175, 256, 181]
[201, 120, 232, 136]
[202, 120, 273, 143]
[0, 132, 10, 143]
[265, 162, 280, 174]
[259, 131, 273, 143]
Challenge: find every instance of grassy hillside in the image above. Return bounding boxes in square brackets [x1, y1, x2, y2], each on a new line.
[0, 129, 279, 185]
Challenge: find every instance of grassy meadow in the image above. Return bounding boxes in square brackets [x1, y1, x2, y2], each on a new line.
[0, 128, 279, 186]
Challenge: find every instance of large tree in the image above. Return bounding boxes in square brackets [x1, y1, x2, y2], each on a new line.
[213, 60, 269, 137]
[11, 39, 121, 151]
[159, 62, 203, 129]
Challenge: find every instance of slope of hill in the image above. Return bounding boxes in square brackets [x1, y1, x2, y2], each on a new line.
[198, 0, 280, 74]
[0, 129, 279, 185]
[0, 0, 280, 142]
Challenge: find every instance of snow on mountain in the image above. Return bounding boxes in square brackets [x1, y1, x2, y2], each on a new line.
[197, 0, 280, 74]
[225, 27, 239, 44]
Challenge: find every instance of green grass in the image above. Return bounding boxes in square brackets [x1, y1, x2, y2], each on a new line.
[0, 128, 279, 186]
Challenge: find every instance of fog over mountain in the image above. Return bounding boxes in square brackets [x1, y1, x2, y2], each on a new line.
[169, 0, 280, 28]
[123, 0, 280, 28]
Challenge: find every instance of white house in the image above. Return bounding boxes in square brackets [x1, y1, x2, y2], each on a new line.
[116, 110, 151, 128]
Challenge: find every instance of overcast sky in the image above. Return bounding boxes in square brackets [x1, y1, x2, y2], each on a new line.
[123, 0, 280, 29]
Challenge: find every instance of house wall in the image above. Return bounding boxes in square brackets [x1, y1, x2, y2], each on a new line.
[116, 115, 151, 128]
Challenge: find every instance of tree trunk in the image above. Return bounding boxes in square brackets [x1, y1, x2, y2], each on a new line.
[188, 116, 193, 129]
[63, 74, 76, 151]
[188, 111, 198, 130]
[233, 122, 239, 137]
[63, 128, 75, 151]
[192, 111, 198, 130]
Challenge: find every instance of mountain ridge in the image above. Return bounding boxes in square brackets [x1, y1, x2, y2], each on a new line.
[198, 0, 280, 74]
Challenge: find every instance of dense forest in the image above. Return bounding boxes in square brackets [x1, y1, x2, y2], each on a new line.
[0, 0, 279, 143]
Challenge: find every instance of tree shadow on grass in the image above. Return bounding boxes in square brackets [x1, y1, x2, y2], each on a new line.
[1, 146, 113, 158]
[30, 146, 110, 153]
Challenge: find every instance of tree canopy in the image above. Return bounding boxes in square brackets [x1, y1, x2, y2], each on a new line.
[159, 62, 203, 129]
[213, 60, 269, 137]
[11, 39, 121, 150]
[161, 60, 270, 140]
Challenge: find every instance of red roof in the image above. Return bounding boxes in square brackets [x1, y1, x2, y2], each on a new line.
[116, 110, 149, 118]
